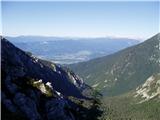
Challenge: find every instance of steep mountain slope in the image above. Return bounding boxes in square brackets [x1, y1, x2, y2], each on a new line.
[2, 37, 84, 98]
[1, 37, 102, 120]
[134, 73, 160, 103]
[7, 36, 139, 64]
[69, 33, 160, 96]
[100, 73, 160, 120]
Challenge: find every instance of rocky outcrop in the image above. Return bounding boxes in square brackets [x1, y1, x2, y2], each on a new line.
[1, 38, 84, 120]
[134, 73, 160, 103]
[45, 98, 75, 120]
[13, 92, 41, 120]
[2, 38, 85, 98]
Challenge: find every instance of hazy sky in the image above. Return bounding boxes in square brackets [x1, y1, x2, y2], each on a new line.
[2, 1, 159, 39]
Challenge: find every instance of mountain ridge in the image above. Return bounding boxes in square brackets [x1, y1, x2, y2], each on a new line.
[1, 37, 102, 120]
[69, 33, 160, 96]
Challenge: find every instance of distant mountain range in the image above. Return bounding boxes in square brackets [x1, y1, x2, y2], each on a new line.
[6, 36, 139, 64]
[69, 33, 160, 96]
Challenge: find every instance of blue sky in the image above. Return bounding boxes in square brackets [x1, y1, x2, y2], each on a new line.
[2, 1, 159, 39]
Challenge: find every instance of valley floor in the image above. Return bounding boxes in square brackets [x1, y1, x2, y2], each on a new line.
[100, 94, 160, 120]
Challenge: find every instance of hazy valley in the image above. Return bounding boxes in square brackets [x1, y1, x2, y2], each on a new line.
[7, 36, 139, 64]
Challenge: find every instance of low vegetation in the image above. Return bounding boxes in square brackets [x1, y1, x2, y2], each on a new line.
[100, 92, 160, 120]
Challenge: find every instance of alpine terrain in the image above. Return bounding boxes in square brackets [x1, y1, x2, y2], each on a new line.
[69, 33, 160, 96]
[1, 37, 102, 120]
[101, 73, 160, 120]
[69, 33, 160, 120]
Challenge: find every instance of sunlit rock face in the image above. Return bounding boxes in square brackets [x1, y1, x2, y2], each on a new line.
[1, 38, 90, 120]
[134, 73, 160, 103]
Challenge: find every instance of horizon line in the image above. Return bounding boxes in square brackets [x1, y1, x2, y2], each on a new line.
[4, 34, 146, 40]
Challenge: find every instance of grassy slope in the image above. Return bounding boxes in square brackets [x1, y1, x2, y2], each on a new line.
[100, 73, 160, 120]
[100, 92, 160, 120]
